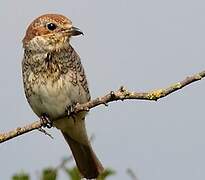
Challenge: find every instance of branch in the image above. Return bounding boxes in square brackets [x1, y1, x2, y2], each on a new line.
[0, 70, 205, 143]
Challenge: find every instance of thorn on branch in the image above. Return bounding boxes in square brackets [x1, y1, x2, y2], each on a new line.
[119, 86, 126, 92]
[119, 86, 130, 100]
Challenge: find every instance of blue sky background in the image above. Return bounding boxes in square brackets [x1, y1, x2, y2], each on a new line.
[0, 1, 205, 180]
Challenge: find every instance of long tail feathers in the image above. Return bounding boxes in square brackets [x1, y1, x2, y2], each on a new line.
[62, 132, 104, 179]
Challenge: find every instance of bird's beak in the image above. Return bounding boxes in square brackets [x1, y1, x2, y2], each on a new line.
[70, 27, 84, 36]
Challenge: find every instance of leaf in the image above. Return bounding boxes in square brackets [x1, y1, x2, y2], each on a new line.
[41, 168, 57, 180]
[64, 167, 81, 180]
[64, 166, 115, 180]
[97, 168, 115, 180]
[12, 172, 30, 180]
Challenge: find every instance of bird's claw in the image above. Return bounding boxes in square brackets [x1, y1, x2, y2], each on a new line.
[40, 114, 53, 128]
[66, 104, 77, 117]
[66, 103, 78, 123]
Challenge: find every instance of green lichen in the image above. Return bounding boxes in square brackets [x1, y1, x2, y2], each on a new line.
[147, 89, 165, 100]
[195, 74, 202, 80]
[171, 82, 181, 89]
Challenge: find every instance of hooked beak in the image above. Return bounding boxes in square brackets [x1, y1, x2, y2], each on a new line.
[70, 26, 84, 36]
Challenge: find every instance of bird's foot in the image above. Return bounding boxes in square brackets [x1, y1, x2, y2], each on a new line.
[40, 114, 53, 128]
[66, 103, 77, 121]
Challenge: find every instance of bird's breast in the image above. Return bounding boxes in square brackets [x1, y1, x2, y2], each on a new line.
[23, 48, 89, 120]
[27, 72, 82, 120]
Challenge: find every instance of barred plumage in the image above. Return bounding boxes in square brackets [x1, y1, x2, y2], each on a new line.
[22, 14, 103, 178]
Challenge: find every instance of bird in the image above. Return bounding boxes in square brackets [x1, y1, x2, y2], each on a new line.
[22, 13, 103, 179]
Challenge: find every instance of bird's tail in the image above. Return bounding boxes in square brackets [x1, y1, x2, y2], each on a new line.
[62, 131, 104, 179]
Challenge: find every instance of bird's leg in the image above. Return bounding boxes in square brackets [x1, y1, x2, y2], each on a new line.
[40, 113, 53, 128]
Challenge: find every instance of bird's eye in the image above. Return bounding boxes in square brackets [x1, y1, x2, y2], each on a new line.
[47, 23, 57, 31]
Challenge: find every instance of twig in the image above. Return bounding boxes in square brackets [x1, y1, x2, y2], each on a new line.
[127, 168, 138, 180]
[56, 156, 73, 170]
[0, 70, 204, 143]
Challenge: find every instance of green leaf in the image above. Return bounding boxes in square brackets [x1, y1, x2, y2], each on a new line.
[12, 172, 30, 180]
[41, 168, 57, 180]
[64, 167, 81, 180]
[97, 168, 115, 180]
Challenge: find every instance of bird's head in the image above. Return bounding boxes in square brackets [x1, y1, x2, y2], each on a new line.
[23, 14, 83, 52]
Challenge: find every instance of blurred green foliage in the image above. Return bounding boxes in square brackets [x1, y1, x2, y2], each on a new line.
[64, 167, 81, 180]
[97, 169, 115, 180]
[11, 158, 116, 180]
[41, 168, 58, 180]
[12, 172, 30, 180]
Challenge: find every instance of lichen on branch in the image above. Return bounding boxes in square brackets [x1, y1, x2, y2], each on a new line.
[0, 70, 205, 143]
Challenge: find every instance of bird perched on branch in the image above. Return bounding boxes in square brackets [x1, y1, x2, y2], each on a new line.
[22, 13, 103, 179]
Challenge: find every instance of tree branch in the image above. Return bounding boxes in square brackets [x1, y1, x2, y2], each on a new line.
[0, 70, 205, 143]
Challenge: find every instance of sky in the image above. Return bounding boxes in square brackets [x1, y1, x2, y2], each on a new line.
[0, 0, 205, 180]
